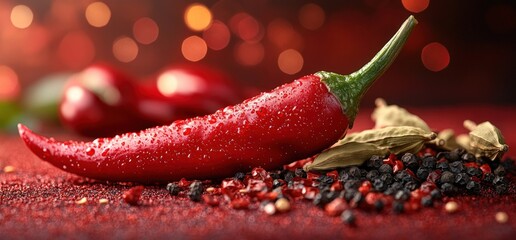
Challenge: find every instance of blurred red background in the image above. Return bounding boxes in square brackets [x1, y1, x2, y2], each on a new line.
[0, 0, 515, 133]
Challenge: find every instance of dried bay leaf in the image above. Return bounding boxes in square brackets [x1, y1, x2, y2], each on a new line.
[460, 120, 509, 160]
[339, 126, 436, 154]
[304, 142, 388, 172]
[306, 126, 437, 171]
[371, 98, 431, 132]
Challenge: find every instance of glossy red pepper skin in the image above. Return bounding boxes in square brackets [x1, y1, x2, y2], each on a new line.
[18, 16, 417, 183]
[60, 64, 243, 137]
[136, 64, 243, 126]
[59, 64, 149, 137]
[19, 75, 346, 182]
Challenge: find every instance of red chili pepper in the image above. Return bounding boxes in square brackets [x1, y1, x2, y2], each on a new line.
[60, 64, 243, 137]
[18, 16, 417, 182]
[136, 64, 244, 126]
[59, 64, 148, 137]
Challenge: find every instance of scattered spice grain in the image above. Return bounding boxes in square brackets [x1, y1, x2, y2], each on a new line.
[494, 211, 509, 223]
[444, 201, 459, 213]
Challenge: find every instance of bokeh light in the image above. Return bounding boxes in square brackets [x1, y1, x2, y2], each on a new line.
[298, 3, 325, 30]
[85, 2, 111, 27]
[57, 31, 95, 69]
[0, 66, 20, 100]
[133, 17, 159, 44]
[10, 5, 34, 29]
[184, 4, 212, 31]
[181, 36, 208, 62]
[234, 42, 265, 66]
[203, 20, 231, 51]
[421, 42, 450, 72]
[401, 0, 430, 13]
[60, 85, 93, 120]
[230, 12, 262, 42]
[278, 49, 304, 75]
[157, 70, 204, 96]
[112, 36, 139, 63]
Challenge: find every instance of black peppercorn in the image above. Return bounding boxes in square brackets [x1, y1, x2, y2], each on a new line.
[283, 171, 295, 183]
[394, 190, 410, 201]
[421, 195, 433, 207]
[401, 153, 419, 172]
[500, 158, 515, 175]
[466, 167, 483, 178]
[475, 157, 487, 166]
[449, 161, 464, 173]
[430, 189, 442, 200]
[166, 182, 180, 196]
[295, 168, 307, 178]
[269, 171, 281, 180]
[436, 161, 449, 171]
[318, 175, 334, 189]
[341, 210, 356, 225]
[360, 169, 368, 178]
[344, 179, 361, 191]
[188, 181, 203, 202]
[380, 173, 394, 185]
[435, 151, 449, 160]
[348, 167, 362, 179]
[390, 182, 404, 191]
[465, 181, 480, 194]
[493, 165, 506, 176]
[383, 188, 396, 196]
[366, 170, 379, 181]
[373, 178, 387, 192]
[338, 169, 348, 180]
[493, 176, 507, 185]
[440, 171, 455, 184]
[483, 172, 495, 183]
[454, 173, 470, 186]
[416, 168, 430, 180]
[378, 164, 393, 174]
[395, 170, 414, 183]
[440, 183, 458, 196]
[421, 156, 436, 169]
[393, 201, 404, 214]
[343, 189, 358, 202]
[495, 184, 508, 194]
[313, 189, 331, 207]
[234, 172, 246, 181]
[461, 153, 476, 162]
[350, 192, 363, 208]
[448, 148, 465, 162]
[272, 179, 284, 188]
[404, 181, 418, 191]
[367, 155, 384, 169]
[374, 200, 384, 212]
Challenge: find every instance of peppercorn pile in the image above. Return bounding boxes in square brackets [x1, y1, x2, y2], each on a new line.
[161, 147, 514, 224]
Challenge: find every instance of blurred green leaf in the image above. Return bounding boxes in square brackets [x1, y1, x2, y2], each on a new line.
[0, 101, 22, 132]
[22, 73, 71, 121]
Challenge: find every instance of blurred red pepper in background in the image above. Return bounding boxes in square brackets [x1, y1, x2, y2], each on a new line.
[136, 64, 244, 126]
[58, 64, 147, 137]
[59, 63, 244, 137]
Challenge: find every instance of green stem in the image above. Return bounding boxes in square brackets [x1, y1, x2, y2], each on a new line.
[316, 15, 418, 128]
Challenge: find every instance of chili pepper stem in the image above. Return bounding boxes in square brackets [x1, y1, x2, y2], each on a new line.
[317, 15, 417, 128]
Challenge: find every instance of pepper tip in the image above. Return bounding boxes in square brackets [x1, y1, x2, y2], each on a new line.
[409, 15, 418, 25]
[17, 123, 27, 136]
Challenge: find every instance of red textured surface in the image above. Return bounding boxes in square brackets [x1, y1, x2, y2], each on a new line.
[1, 106, 515, 239]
